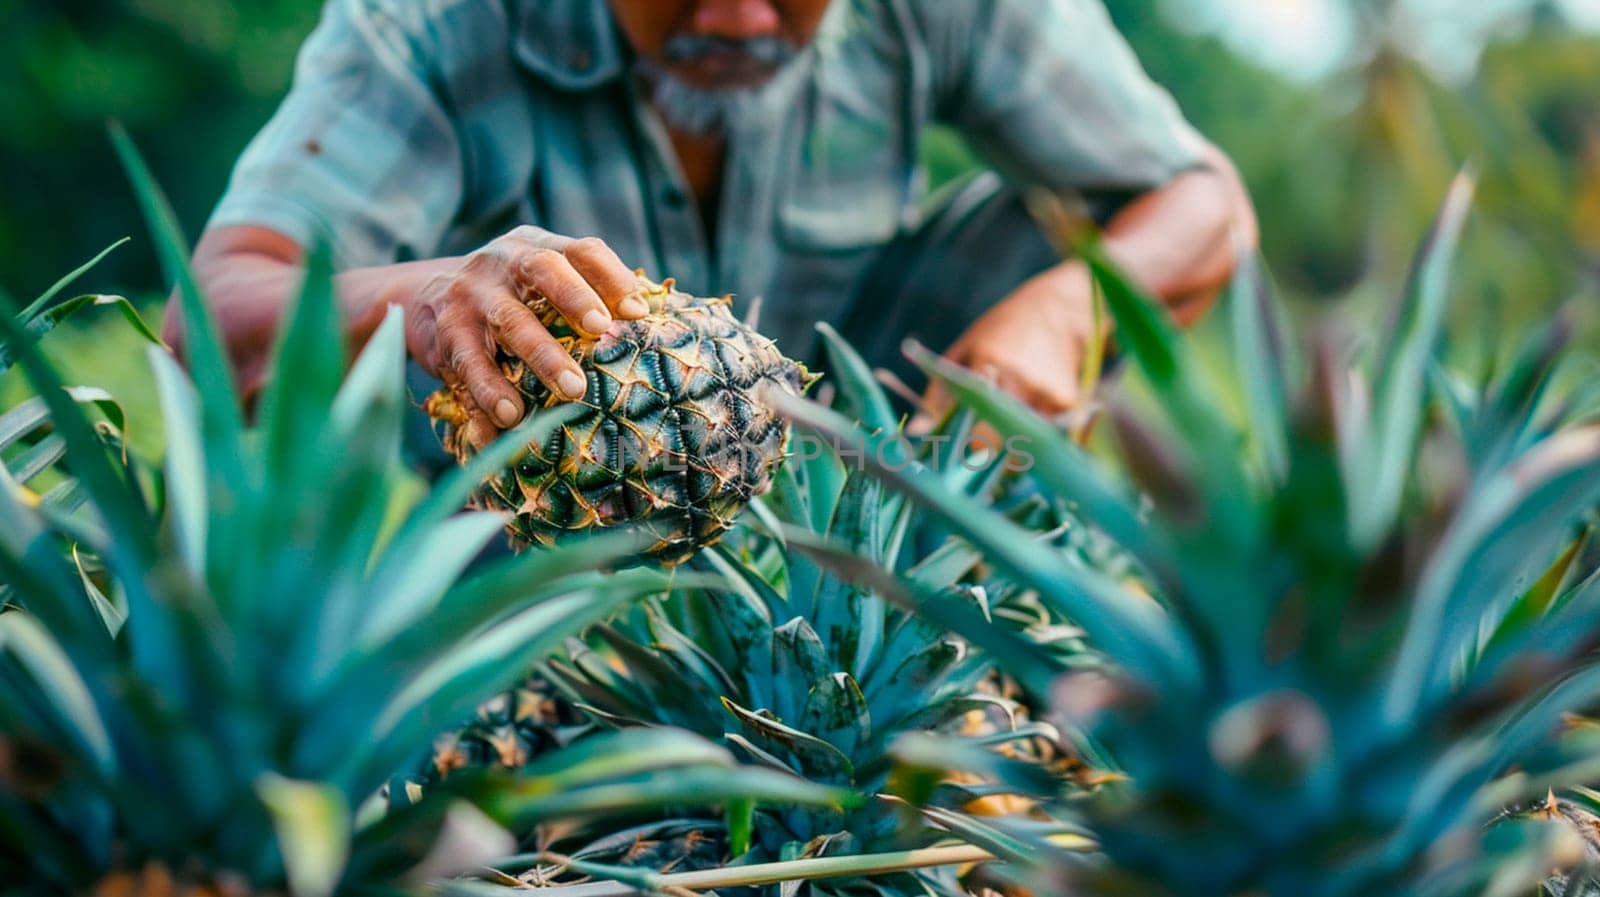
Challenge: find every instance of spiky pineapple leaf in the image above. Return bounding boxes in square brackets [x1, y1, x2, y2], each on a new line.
[1352, 170, 1476, 549]
[315, 548, 664, 790]
[357, 511, 510, 645]
[816, 321, 897, 438]
[0, 299, 155, 659]
[1080, 246, 1247, 514]
[148, 347, 206, 578]
[781, 527, 1060, 700]
[1227, 251, 1291, 481]
[258, 241, 345, 518]
[502, 765, 855, 829]
[17, 238, 131, 321]
[1, 292, 160, 377]
[70, 545, 125, 635]
[108, 123, 246, 477]
[1459, 310, 1570, 478]
[0, 388, 123, 457]
[772, 391, 1196, 695]
[903, 341, 1163, 578]
[0, 610, 115, 778]
[258, 774, 351, 897]
[367, 398, 587, 619]
[0, 487, 97, 649]
[769, 616, 832, 722]
[723, 697, 856, 779]
[1387, 426, 1600, 724]
[800, 673, 872, 760]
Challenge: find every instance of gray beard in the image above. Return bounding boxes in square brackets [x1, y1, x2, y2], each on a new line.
[635, 33, 801, 137]
[637, 60, 756, 137]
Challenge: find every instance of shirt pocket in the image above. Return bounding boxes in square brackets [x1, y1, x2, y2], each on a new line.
[776, 116, 910, 253]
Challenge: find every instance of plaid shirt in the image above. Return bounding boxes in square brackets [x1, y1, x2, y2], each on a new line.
[210, 0, 1205, 357]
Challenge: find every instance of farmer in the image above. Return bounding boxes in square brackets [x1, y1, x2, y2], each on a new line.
[178, 0, 1255, 457]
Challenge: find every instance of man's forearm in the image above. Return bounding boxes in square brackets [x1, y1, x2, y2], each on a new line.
[1092, 143, 1257, 325]
[179, 224, 647, 432]
[175, 225, 460, 397]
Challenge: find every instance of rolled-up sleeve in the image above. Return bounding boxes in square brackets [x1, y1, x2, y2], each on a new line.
[207, 0, 463, 268]
[919, 0, 1206, 194]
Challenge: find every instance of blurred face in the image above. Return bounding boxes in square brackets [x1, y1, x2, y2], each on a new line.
[609, 0, 832, 134]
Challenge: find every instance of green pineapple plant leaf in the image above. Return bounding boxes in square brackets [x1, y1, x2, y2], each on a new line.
[777, 173, 1600, 897]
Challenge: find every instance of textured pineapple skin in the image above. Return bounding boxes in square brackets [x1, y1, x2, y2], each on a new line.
[422, 673, 585, 783]
[428, 277, 809, 564]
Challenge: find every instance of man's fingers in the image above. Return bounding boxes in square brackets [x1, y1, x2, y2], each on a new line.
[909, 379, 953, 436]
[438, 370, 501, 451]
[565, 237, 649, 317]
[441, 324, 523, 428]
[461, 400, 498, 451]
[515, 249, 613, 337]
[486, 295, 588, 402]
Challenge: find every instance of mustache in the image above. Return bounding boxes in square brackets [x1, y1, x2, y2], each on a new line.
[661, 32, 799, 67]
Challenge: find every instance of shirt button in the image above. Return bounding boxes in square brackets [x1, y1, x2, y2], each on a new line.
[662, 187, 688, 209]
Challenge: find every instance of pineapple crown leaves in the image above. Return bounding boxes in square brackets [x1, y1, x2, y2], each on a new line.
[775, 175, 1600, 897]
[0, 129, 676, 894]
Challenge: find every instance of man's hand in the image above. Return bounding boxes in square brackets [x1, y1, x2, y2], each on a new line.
[920, 143, 1256, 429]
[407, 226, 647, 448]
[180, 223, 651, 450]
[921, 262, 1101, 426]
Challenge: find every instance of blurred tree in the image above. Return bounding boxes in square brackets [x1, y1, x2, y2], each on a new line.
[0, 0, 321, 299]
[1103, 0, 1600, 352]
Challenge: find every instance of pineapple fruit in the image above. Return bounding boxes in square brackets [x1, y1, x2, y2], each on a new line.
[789, 174, 1600, 897]
[426, 275, 812, 564]
[1504, 792, 1600, 896]
[421, 672, 588, 785]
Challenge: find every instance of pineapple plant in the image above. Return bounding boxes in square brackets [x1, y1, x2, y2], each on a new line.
[425, 276, 812, 565]
[0, 131, 847, 896]
[468, 325, 1064, 895]
[783, 173, 1600, 897]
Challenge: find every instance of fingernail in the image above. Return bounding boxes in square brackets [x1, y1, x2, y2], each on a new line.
[581, 309, 612, 335]
[618, 296, 649, 317]
[495, 398, 520, 427]
[558, 370, 587, 400]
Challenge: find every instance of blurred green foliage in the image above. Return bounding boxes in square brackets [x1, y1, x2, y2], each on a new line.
[2, 0, 321, 297]
[1102, 0, 1600, 356]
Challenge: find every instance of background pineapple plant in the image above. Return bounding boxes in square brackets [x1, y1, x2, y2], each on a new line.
[425, 275, 812, 565]
[0, 133, 848, 896]
[783, 174, 1600, 897]
[421, 325, 1069, 895]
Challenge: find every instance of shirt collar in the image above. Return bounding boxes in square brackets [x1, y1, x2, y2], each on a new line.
[512, 0, 627, 90]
